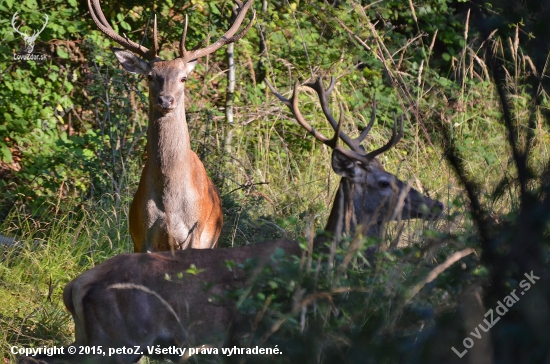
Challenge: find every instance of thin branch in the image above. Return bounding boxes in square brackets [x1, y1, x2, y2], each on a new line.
[404, 248, 475, 305]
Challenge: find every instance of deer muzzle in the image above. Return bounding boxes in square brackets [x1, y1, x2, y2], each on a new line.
[157, 95, 175, 110]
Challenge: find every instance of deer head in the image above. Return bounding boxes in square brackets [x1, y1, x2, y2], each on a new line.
[88, 0, 255, 116]
[268, 77, 444, 237]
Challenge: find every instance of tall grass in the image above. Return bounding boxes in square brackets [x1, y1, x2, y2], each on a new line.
[0, 196, 131, 361]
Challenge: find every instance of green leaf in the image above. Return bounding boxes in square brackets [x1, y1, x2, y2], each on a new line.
[57, 47, 69, 59]
[23, 0, 37, 8]
[35, 77, 45, 87]
[209, 2, 220, 15]
[185, 264, 205, 275]
[0, 143, 12, 163]
[120, 21, 131, 31]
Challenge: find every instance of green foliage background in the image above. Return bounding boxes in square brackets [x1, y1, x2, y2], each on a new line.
[0, 0, 474, 215]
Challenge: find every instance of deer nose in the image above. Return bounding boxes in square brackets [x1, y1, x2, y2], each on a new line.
[158, 95, 174, 109]
[435, 201, 444, 213]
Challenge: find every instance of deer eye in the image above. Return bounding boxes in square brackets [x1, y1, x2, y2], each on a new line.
[378, 180, 391, 188]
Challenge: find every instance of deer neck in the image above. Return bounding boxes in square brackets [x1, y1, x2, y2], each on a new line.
[351, 187, 384, 238]
[316, 177, 384, 249]
[315, 178, 355, 248]
[146, 104, 192, 181]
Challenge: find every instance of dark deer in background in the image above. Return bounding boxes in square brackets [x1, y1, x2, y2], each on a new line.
[268, 77, 444, 242]
[88, 0, 256, 252]
[18, 77, 443, 364]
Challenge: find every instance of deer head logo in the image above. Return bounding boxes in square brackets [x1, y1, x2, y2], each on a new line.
[11, 12, 48, 54]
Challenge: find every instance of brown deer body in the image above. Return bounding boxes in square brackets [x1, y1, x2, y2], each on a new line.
[89, 0, 256, 251]
[126, 57, 222, 251]
[19, 78, 443, 364]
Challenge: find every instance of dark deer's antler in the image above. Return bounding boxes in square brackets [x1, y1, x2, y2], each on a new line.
[266, 79, 342, 149]
[268, 76, 404, 163]
[304, 77, 373, 153]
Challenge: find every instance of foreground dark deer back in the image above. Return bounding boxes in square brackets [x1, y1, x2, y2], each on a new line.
[88, 0, 256, 252]
[19, 77, 443, 364]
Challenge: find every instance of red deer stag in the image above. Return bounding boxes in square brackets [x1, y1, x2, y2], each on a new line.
[18, 77, 443, 364]
[88, 0, 256, 252]
[269, 77, 444, 240]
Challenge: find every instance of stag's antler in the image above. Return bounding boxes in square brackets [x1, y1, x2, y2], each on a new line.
[180, 0, 256, 63]
[268, 76, 404, 163]
[266, 79, 343, 149]
[88, 0, 255, 63]
[88, 0, 158, 61]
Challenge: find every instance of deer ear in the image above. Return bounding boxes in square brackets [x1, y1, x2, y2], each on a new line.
[184, 59, 197, 74]
[331, 149, 357, 177]
[112, 48, 151, 75]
